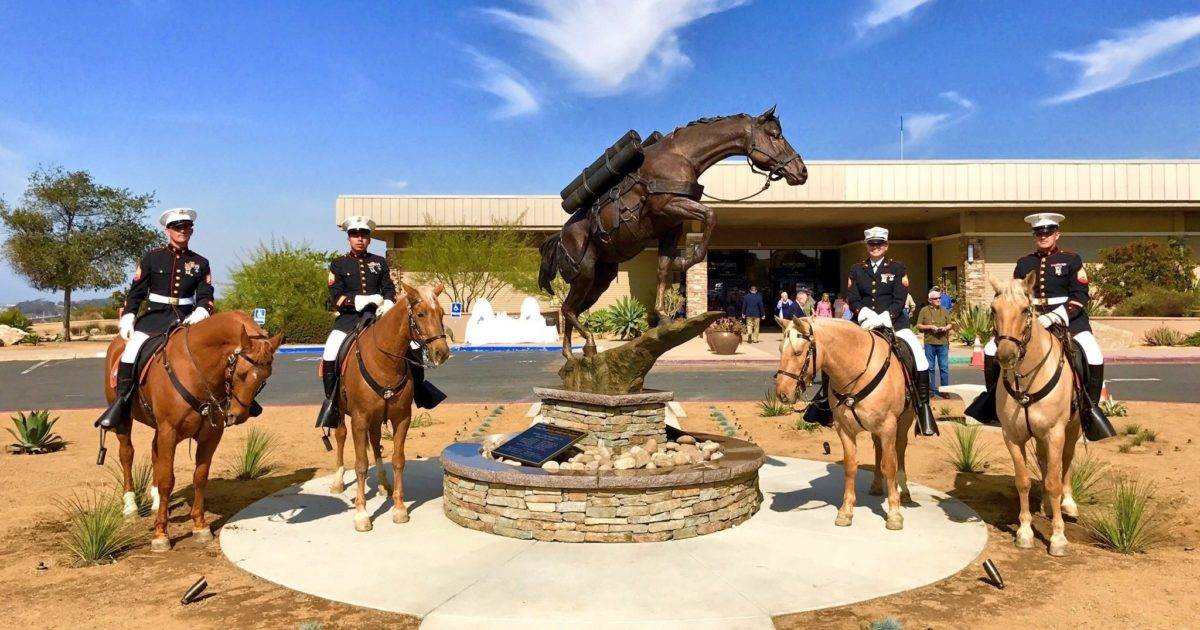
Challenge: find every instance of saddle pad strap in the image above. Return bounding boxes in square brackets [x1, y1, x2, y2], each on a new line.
[645, 179, 704, 199]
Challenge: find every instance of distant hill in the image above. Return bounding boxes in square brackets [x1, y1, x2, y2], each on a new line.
[12, 297, 112, 317]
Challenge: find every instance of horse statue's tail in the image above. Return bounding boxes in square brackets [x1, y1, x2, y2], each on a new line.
[538, 233, 561, 295]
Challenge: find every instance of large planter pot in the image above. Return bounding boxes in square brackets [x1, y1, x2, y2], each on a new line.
[708, 331, 742, 355]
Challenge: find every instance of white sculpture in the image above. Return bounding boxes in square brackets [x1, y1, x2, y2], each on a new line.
[465, 297, 558, 345]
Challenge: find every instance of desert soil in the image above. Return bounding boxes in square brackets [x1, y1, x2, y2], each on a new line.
[0, 399, 1197, 629]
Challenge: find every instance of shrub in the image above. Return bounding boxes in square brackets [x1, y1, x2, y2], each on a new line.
[57, 489, 138, 564]
[1099, 400, 1127, 417]
[1138, 427, 1158, 443]
[1142, 326, 1185, 346]
[0, 307, 32, 331]
[226, 428, 278, 480]
[278, 308, 333, 344]
[1114, 288, 1198, 318]
[1069, 452, 1108, 506]
[1082, 477, 1165, 553]
[7, 410, 65, 454]
[868, 620, 903, 630]
[607, 297, 648, 340]
[1091, 238, 1197, 307]
[707, 316, 746, 335]
[758, 389, 792, 417]
[579, 308, 613, 335]
[952, 303, 993, 346]
[793, 416, 822, 432]
[658, 283, 686, 323]
[1184, 331, 1200, 347]
[1122, 422, 1142, 436]
[944, 424, 987, 473]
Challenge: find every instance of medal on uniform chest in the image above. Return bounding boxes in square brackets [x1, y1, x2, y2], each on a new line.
[880, 273, 895, 283]
[1051, 262, 1067, 276]
[368, 261, 381, 274]
[183, 261, 201, 277]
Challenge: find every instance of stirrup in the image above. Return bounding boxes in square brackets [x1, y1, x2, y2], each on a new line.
[1081, 402, 1117, 442]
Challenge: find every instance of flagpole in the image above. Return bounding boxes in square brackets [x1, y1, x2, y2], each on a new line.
[900, 115, 904, 161]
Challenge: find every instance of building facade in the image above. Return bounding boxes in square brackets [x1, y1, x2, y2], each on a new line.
[337, 159, 1200, 319]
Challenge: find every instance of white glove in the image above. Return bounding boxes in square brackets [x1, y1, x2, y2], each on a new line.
[354, 294, 384, 311]
[118, 313, 135, 340]
[377, 299, 395, 316]
[183, 307, 210, 326]
[1038, 306, 1067, 329]
[857, 307, 878, 329]
[874, 311, 894, 330]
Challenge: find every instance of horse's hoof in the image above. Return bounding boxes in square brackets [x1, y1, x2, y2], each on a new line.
[150, 537, 171, 552]
[886, 513, 904, 530]
[1014, 531, 1035, 549]
[329, 482, 344, 494]
[392, 510, 410, 524]
[899, 490, 913, 503]
[868, 484, 883, 496]
[834, 513, 853, 527]
[192, 528, 213, 544]
[354, 515, 373, 532]
[1049, 540, 1069, 557]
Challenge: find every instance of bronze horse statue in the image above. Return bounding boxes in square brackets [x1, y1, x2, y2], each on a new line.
[538, 107, 807, 358]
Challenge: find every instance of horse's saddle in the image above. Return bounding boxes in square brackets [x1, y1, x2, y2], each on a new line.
[109, 329, 175, 388]
[871, 328, 920, 404]
[324, 314, 444, 409]
[1057, 328, 1092, 399]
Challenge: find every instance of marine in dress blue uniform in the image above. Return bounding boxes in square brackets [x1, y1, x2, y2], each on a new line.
[96, 208, 216, 430]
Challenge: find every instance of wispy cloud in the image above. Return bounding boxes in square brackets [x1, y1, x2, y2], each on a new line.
[1046, 13, 1200, 104]
[385, 180, 409, 191]
[903, 90, 974, 146]
[465, 48, 540, 119]
[482, 0, 748, 96]
[856, 0, 934, 35]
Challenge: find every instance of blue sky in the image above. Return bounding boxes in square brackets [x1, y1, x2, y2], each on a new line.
[2, 0, 1200, 303]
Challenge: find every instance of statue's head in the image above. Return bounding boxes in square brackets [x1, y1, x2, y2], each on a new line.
[748, 106, 807, 186]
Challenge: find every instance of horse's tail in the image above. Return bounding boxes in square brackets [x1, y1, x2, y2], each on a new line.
[538, 233, 560, 295]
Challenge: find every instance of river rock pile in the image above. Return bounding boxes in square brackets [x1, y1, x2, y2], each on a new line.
[481, 434, 724, 472]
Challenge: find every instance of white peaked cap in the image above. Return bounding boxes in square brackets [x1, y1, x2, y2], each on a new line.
[341, 215, 376, 232]
[159, 207, 197, 227]
[864, 226, 889, 242]
[1024, 212, 1065, 229]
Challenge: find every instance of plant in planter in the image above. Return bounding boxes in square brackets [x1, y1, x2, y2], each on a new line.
[706, 317, 745, 355]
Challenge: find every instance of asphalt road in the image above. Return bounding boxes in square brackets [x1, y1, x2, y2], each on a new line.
[3, 353, 1199, 412]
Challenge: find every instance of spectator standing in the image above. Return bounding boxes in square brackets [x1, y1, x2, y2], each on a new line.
[795, 291, 812, 316]
[815, 293, 833, 317]
[776, 291, 799, 319]
[916, 289, 953, 398]
[940, 289, 953, 311]
[833, 295, 847, 319]
[741, 285, 765, 343]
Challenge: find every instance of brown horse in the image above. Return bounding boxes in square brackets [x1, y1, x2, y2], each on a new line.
[104, 311, 283, 551]
[774, 317, 915, 530]
[539, 107, 807, 358]
[990, 273, 1080, 556]
[328, 283, 450, 532]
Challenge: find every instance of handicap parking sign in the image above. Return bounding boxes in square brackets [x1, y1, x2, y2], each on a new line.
[451, 302, 463, 318]
[252, 308, 267, 325]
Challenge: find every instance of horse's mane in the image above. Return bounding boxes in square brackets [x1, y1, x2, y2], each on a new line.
[666, 113, 753, 138]
[993, 275, 1031, 303]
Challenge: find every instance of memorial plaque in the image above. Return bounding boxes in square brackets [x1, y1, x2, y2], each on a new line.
[492, 423, 587, 466]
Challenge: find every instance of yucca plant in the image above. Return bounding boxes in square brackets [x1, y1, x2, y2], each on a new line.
[1099, 399, 1127, 417]
[944, 423, 987, 473]
[105, 457, 155, 515]
[1069, 452, 1109, 506]
[758, 389, 792, 417]
[607, 297, 648, 340]
[1082, 477, 1165, 553]
[57, 489, 139, 564]
[1143, 326, 1184, 347]
[7, 410, 65, 454]
[1122, 422, 1142, 436]
[952, 303, 994, 346]
[226, 427, 278, 480]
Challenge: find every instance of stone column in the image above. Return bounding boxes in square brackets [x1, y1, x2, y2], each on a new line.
[685, 233, 708, 318]
[960, 237, 988, 307]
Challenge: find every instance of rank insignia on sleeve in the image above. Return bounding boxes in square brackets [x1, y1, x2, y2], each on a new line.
[133, 265, 142, 281]
[327, 271, 336, 287]
[1077, 268, 1088, 284]
[847, 277, 853, 289]
[901, 275, 910, 287]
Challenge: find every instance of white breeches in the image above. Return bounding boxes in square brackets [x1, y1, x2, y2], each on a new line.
[120, 331, 150, 363]
[984, 330, 1103, 365]
[894, 328, 929, 371]
[323, 330, 347, 361]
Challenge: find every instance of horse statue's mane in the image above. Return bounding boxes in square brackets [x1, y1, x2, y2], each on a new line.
[666, 112, 755, 137]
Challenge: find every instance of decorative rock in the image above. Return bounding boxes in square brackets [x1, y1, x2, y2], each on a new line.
[542, 461, 560, 472]
[613, 457, 637, 470]
[700, 441, 720, 453]
[678, 435, 697, 445]
[710, 452, 724, 461]
[642, 439, 658, 454]
[672, 451, 692, 466]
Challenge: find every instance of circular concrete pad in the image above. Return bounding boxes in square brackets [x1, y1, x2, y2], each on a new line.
[221, 457, 986, 628]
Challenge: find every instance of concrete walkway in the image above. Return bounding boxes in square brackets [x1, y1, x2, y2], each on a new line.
[221, 456, 987, 628]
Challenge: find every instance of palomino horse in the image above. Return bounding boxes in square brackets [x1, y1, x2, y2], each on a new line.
[104, 311, 283, 551]
[990, 273, 1081, 556]
[774, 317, 915, 530]
[539, 108, 807, 358]
[328, 283, 450, 531]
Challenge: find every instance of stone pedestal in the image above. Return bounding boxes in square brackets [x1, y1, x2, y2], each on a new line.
[533, 388, 670, 449]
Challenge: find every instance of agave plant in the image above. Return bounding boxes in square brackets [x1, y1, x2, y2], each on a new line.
[952, 303, 994, 346]
[757, 389, 792, 417]
[7, 410, 65, 454]
[607, 297, 648, 340]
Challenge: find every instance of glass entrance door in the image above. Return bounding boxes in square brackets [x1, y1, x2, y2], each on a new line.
[706, 248, 841, 326]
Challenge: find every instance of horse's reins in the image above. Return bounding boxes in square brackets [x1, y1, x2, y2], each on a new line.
[354, 296, 446, 402]
[996, 302, 1066, 436]
[775, 321, 892, 430]
[165, 326, 271, 427]
[702, 117, 802, 203]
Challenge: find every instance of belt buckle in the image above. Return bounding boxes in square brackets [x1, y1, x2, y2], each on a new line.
[167, 297, 180, 306]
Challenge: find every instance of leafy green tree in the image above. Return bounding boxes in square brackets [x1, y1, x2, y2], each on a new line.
[221, 239, 334, 341]
[0, 167, 157, 340]
[396, 214, 541, 310]
[1088, 238, 1198, 307]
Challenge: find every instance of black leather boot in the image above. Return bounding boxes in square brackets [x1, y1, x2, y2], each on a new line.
[1080, 364, 1117, 441]
[314, 360, 342, 429]
[95, 362, 136, 429]
[915, 369, 940, 436]
[803, 374, 834, 426]
[410, 360, 447, 409]
[965, 355, 1001, 425]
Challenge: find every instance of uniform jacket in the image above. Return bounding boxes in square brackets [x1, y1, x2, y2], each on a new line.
[124, 245, 214, 318]
[1014, 247, 1091, 334]
[847, 258, 911, 329]
[328, 251, 397, 314]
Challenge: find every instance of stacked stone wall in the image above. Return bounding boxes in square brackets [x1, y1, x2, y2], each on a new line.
[540, 400, 667, 448]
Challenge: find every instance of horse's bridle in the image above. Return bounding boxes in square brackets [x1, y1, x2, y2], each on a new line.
[702, 116, 802, 203]
[994, 301, 1065, 434]
[160, 326, 272, 427]
[775, 326, 818, 392]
